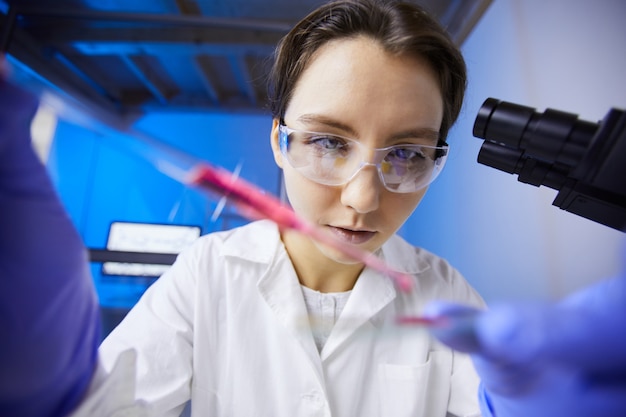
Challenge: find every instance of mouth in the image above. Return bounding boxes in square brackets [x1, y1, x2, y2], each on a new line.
[328, 226, 376, 245]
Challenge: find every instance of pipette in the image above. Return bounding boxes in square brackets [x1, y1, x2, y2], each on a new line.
[395, 315, 450, 326]
[186, 162, 414, 292]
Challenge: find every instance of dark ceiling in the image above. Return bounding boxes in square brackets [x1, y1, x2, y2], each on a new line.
[1, 0, 491, 127]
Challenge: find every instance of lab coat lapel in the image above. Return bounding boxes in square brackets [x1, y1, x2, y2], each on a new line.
[256, 244, 324, 382]
[223, 220, 320, 365]
[320, 268, 396, 361]
[319, 234, 430, 361]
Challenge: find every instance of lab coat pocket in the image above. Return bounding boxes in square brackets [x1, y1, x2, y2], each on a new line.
[378, 351, 452, 417]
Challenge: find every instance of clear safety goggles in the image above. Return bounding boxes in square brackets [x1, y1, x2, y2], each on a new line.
[278, 124, 449, 193]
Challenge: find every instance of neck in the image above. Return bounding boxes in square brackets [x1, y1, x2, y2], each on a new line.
[281, 229, 363, 293]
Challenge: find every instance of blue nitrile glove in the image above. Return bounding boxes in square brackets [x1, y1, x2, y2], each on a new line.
[426, 271, 626, 417]
[0, 65, 100, 416]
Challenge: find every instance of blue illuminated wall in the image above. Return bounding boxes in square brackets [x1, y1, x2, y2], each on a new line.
[48, 111, 275, 310]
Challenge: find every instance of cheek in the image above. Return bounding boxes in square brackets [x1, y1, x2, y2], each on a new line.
[282, 167, 336, 218]
[382, 190, 427, 229]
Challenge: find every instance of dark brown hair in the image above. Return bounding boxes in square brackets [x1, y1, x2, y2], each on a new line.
[267, 0, 467, 142]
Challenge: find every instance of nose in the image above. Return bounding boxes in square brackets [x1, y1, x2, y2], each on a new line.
[340, 163, 381, 213]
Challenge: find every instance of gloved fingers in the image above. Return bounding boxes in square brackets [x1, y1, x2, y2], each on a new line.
[471, 303, 547, 362]
[423, 301, 483, 353]
[425, 300, 583, 364]
[474, 299, 626, 374]
[426, 289, 626, 374]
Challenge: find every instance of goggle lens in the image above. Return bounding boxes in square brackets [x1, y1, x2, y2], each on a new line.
[279, 125, 448, 193]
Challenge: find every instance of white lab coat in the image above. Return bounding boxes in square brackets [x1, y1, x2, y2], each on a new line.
[98, 220, 485, 417]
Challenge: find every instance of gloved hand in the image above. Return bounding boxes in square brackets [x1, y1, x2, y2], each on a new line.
[0, 58, 100, 417]
[426, 265, 626, 417]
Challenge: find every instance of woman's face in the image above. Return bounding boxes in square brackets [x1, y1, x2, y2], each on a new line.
[270, 35, 444, 265]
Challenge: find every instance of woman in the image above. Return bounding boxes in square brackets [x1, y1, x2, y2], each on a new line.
[99, 1, 485, 416]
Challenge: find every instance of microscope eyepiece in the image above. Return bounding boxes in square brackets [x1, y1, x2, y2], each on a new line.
[472, 98, 626, 231]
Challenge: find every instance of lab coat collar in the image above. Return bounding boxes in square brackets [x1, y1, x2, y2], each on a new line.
[221, 221, 316, 354]
[379, 232, 432, 275]
[220, 219, 281, 264]
[221, 220, 433, 362]
[320, 265, 395, 360]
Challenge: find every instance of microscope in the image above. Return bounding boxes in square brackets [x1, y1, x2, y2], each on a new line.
[473, 98, 626, 232]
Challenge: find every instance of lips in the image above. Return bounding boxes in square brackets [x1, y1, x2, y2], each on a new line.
[328, 226, 376, 245]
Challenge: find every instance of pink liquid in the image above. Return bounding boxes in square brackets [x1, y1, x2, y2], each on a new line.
[395, 315, 449, 327]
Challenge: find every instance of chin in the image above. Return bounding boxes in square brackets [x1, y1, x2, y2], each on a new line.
[313, 240, 380, 266]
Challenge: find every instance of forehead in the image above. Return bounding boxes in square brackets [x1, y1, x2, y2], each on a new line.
[285, 36, 444, 134]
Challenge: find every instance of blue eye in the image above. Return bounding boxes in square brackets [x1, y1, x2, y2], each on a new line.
[387, 147, 426, 162]
[306, 135, 350, 154]
[311, 136, 342, 149]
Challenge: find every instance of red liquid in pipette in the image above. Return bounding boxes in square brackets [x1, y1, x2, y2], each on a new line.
[188, 163, 413, 292]
[395, 315, 450, 327]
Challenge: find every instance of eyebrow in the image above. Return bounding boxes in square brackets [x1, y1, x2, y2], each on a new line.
[296, 114, 359, 137]
[390, 128, 440, 143]
[295, 113, 440, 143]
